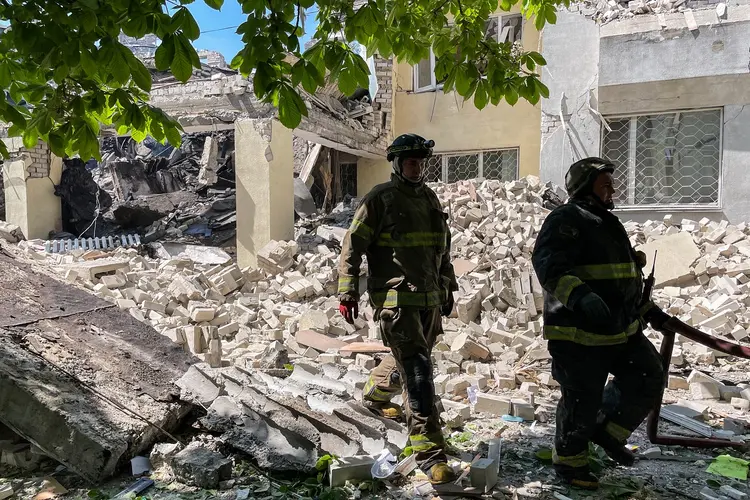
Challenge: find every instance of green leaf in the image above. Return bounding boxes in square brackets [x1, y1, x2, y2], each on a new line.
[506, 88, 519, 106]
[455, 66, 473, 96]
[300, 63, 323, 94]
[474, 80, 488, 110]
[253, 63, 277, 98]
[80, 47, 99, 77]
[545, 6, 557, 24]
[204, 0, 224, 9]
[22, 128, 38, 149]
[535, 448, 553, 463]
[128, 57, 152, 92]
[174, 8, 201, 40]
[165, 124, 182, 146]
[315, 454, 334, 471]
[110, 48, 131, 85]
[123, 16, 149, 39]
[276, 83, 308, 129]
[0, 63, 12, 89]
[534, 14, 545, 31]
[528, 52, 547, 66]
[536, 79, 550, 99]
[155, 35, 175, 71]
[170, 36, 195, 82]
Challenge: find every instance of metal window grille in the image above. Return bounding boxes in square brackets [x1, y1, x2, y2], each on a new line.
[427, 148, 519, 183]
[601, 109, 722, 207]
[340, 162, 358, 198]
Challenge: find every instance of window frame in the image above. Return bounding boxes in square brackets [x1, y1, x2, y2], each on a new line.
[601, 107, 724, 211]
[412, 14, 523, 93]
[424, 147, 520, 183]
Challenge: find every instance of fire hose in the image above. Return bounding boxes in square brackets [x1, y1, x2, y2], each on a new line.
[642, 253, 750, 448]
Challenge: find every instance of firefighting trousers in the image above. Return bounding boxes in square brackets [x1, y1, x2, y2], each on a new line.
[363, 306, 445, 470]
[549, 332, 666, 470]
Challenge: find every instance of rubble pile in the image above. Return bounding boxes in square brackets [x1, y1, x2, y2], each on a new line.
[578, 0, 724, 25]
[55, 133, 239, 247]
[16, 174, 750, 475]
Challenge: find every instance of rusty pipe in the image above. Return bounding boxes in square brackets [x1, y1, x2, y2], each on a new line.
[661, 317, 750, 359]
[647, 315, 750, 448]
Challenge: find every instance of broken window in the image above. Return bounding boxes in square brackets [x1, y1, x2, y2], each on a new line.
[425, 148, 519, 183]
[413, 14, 523, 93]
[602, 109, 722, 207]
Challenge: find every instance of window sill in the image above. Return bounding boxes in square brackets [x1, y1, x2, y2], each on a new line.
[413, 87, 447, 94]
[614, 205, 722, 213]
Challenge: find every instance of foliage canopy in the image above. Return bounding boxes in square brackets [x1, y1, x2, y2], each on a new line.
[0, 0, 567, 159]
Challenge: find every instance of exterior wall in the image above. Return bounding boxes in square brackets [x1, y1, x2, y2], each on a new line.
[540, 7, 750, 223]
[1, 138, 62, 238]
[357, 158, 391, 196]
[539, 11, 601, 189]
[364, 56, 394, 152]
[392, 6, 541, 179]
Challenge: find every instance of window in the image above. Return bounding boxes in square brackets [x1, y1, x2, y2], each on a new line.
[601, 109, 722, 207]
[424, 148, 519, 183]
[340, 163, 358, 198]
[413, 14, 523, 92]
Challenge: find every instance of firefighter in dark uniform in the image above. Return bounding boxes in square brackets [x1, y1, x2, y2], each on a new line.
[337, 134, 458, 484]
[531, 157, 667, 489]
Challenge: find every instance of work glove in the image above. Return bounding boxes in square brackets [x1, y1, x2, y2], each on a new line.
[339, 293, 359, 324]
[441, 293, 455, 317]
[575, 292, 612, 327]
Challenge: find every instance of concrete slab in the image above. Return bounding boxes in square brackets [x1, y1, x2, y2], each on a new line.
[637, 232, 700, 287]
[0, 254, 191, 482]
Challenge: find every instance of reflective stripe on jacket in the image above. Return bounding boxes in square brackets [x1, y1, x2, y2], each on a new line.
[338, 174, 458, 308]
[531, 198, 645, 346]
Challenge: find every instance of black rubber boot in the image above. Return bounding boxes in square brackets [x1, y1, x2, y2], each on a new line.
[593, 429, 635, 466]
[554, 465, 600, 490]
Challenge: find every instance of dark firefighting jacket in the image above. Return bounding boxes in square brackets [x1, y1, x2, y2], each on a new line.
[531, 198, 645, 346]
[338, 174, 458, 308]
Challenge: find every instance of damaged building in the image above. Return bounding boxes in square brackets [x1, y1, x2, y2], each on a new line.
[0, 48, 394, 269]
[540, 0, 750, 223]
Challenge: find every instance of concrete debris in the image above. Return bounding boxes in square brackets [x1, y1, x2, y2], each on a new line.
[579, 0, 716, 25]
[13, 174, 750, 481]
[0, 221, 24, 243]
[170, 444, 233, 489]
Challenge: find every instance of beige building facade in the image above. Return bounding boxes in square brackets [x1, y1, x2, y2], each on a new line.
[357, 5, 543, 194]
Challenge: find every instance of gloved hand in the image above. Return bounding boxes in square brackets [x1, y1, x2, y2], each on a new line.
[575, 292, 612, 327]
[339, 300, 359, 324]
[441, 293, 455, 317]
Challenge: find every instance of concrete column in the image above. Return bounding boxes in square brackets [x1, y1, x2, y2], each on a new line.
[2, 139, 62, 239]
[235, 118, 294, 269]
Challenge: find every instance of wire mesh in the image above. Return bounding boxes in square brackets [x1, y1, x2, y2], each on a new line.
[424, 156, 442, 183]
[602, 109, 721, 206]
[446, 154, 480, 183]
[484, 149, 518, 181]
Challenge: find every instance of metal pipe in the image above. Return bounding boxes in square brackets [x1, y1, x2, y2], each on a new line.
[647, 317, 750, 448]
[661, 317, 750, 358]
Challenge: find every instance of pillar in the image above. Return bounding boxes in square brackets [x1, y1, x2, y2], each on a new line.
[2, 139, 62, 239]
[235, 118, 294, 269]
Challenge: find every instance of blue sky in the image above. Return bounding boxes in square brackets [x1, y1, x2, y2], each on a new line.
[187, 2, 318, 61]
